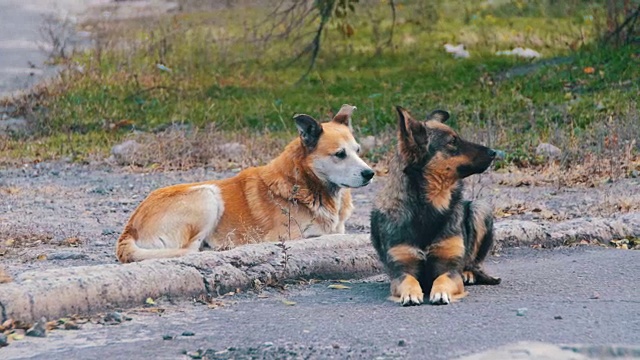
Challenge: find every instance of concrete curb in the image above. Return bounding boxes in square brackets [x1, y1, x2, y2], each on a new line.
[455, 341, 640, 360]
[1, 213, 639, 323]
[0, 234, 380, 323]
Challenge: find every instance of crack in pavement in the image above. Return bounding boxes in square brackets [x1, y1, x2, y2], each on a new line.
[0, 299, 7, 323]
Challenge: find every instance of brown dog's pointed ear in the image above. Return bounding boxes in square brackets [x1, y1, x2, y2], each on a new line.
[294, 114, 323, 150]
[332, 104, 356, 130]
[427, 110, 450, 123]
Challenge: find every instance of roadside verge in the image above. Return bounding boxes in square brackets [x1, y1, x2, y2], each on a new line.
[1, 213, 639, 323]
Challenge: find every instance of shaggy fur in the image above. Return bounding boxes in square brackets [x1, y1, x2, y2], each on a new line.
[117, 105, 374, 263]
[370, 106, 501, 306]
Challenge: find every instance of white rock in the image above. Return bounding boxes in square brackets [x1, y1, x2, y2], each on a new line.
[496, 47, 541, 58]
[535, 142, 562, 160]
[444, 43, 470, 59]
[0, 117, 29, 135]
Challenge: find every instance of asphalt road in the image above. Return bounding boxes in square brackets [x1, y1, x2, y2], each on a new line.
[3, 247, 639, 359]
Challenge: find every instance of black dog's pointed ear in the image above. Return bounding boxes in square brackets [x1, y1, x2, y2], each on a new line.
[427, 110, 450, 123]
[396, 105, 427, 150]
[294, 114, 323, 150]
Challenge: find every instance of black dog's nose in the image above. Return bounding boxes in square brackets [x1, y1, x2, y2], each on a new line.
[361, 169, 375, 181]
[487, 149, 497, 158]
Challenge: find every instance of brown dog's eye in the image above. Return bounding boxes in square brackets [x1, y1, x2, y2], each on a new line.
[335, 149, 347, 159]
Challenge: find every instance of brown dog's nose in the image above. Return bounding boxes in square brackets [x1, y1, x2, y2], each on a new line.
[361, 169, 375, 181]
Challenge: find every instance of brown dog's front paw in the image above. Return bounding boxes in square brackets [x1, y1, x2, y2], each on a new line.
[392, 275, 424, 306]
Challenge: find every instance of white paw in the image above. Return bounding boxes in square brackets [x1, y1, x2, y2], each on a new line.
[400, 291, 424, 306]
[463, 271, 476, 285]
[429, 291, 451, 305]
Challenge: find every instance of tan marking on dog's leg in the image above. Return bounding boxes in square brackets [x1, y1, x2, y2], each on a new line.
[391, 275, 424, 306]
[429, 236, 465, 260]
[429, 272, 466, 305]
[387, 244, 424, 276]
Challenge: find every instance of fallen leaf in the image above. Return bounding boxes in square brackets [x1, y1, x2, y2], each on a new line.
[9, 333, 24, 341]
[282, 300, 296, 306]
[36, 254, 47, 261]
[583, 66, 595, 74]
[64, 321, 80, 330]
[61, 237, 81, 247]
[145, 297, 156, 305]
[328, 284, 351, 290]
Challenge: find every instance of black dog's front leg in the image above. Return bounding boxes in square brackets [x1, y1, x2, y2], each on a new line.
[425, 235, 466, 305]
[386, 244, 426, 306]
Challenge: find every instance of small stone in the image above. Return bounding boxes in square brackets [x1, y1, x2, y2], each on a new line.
[47, 251, 88, 260]
[0, 117, 29, 135]
[263, 341, 274, 347]
[63, 321, 80, 330]
[516, 308, 528, 316]
[398, 339, 406, 347]
[181, 331, 195, 337]
[186, 350, 204, 359]
[111, 140, 142, 166]
[0, 333, 8, 347]
[535, 143, 562, 161]
[102, 228, 116, 236]
[554, 315, 563, 320]
[104, 312, 124, 323]
[26, 317, 47, 337]
[332, 344, 340, 349]
[163, 334, 174, 340]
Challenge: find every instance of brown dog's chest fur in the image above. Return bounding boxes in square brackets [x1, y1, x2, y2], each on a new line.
[210, 158, 352, 247]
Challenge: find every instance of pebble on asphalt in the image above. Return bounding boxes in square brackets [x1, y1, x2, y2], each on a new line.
[26, 317, 47, 337]
[182, 331, 195, 337]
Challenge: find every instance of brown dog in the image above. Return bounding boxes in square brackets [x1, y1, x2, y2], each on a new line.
[370, 106, 500, 306]
[116, 105, 374, 263]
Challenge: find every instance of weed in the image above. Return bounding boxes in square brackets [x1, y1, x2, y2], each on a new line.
[0, 0, 637, 181]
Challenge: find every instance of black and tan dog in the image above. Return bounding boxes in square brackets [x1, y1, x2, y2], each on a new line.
[371, 106, 501, 306]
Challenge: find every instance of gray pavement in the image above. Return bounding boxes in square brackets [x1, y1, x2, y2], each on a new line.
[3, 247, 639, 359]
[0, 0, 87, 98]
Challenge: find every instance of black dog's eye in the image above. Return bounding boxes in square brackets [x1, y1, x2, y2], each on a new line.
[448, 137, 458, 146]
[335, 149, 347, 159]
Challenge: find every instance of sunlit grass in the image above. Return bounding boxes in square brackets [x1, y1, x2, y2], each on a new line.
[1, 0, 637, 168]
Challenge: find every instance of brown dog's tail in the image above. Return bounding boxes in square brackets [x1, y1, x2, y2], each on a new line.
[116, 227, 192, 263]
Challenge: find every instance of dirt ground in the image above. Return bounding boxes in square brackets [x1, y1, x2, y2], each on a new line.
[1, 160, 639, 279]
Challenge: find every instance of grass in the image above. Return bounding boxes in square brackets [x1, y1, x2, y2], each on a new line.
[0, 0, 638, 174]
